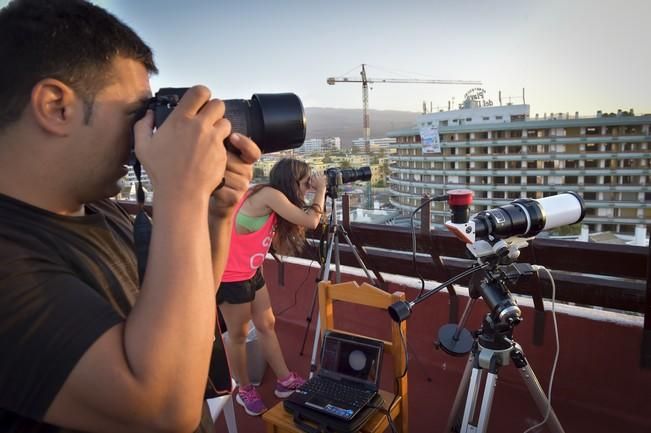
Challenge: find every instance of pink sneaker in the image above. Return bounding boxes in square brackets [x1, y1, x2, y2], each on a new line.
[236, 384, 267, 416]
[274, 371, 306, 398]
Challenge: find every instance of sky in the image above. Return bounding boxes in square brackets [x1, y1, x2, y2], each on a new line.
[4, 0, 651, 116]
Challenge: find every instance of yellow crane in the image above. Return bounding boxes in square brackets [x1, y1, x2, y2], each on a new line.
[327, 64, 481, 151]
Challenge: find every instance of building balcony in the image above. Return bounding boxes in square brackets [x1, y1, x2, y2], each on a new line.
[390, 135, 651, 150]
[386, 177, 647, 194]
[388, 152, 651, 162]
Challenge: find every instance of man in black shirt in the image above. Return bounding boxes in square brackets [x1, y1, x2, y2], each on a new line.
[0, 1, 261, 432]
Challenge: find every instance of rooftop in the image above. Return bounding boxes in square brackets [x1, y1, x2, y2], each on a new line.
[118, 199, 651, 433]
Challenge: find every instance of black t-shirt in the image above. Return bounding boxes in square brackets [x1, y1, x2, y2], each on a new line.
[0, 194, 214, 433]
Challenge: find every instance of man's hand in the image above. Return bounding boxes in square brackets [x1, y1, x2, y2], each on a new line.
[134, 85, 230, 202]
[209, 133, 261, 219]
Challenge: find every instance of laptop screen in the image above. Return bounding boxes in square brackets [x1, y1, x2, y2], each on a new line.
[320, 332, 383, 387]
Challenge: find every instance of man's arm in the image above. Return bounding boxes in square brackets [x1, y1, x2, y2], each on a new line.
[45, 86, 231, 433]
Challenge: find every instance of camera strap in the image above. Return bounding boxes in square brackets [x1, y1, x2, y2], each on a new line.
[132, 159, 152, 284]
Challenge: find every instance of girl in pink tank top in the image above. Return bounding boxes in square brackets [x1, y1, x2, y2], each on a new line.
[217, 158, 327, 416]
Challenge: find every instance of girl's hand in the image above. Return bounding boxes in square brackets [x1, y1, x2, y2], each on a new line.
[310, 172, 327, 191]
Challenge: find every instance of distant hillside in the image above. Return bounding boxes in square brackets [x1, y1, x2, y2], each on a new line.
[305, 107, 419, 148]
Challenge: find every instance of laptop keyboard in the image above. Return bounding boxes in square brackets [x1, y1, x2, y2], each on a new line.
[302, 377, 375, 408]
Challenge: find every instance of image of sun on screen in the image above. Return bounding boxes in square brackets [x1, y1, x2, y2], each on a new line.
[320, 334, 382, 385]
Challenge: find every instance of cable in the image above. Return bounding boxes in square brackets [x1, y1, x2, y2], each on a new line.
[523, 265, 560, 433]
[274, 238, 321, 317]
[409, 194, 448, 298]
[376, 323, 408, 433]
[366, 404, 398, 433]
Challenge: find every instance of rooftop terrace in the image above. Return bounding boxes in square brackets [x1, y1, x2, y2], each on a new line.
[119, 198, 651, 433]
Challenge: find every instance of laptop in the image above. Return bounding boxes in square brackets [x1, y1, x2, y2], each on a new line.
[285, 330, 384, 421]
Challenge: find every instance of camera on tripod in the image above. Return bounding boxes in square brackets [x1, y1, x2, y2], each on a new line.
[324, 166, 372, 198]
[145, 87, 306, 154]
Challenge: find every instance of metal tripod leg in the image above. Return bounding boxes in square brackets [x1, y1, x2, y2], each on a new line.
[516, 352, 565, 433]
[453, 357, 499, 433]
[446, 354, 474, 432]
[337, 225, 377, 283]
[448, 343, 565, 433]
[460, 365, 485, 433]
[307, 225, 337, 377]
[474, 371, 498, 433]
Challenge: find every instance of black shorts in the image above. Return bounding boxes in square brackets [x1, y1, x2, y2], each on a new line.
[217, 268, 266, 305]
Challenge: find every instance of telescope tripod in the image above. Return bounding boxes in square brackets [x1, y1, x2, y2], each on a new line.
[298, 194, 378, 377]
[446, 314, 564, 433]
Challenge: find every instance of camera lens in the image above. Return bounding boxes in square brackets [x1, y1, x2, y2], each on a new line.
[225, 93, 306, 154]
[148, 88, 306, 154]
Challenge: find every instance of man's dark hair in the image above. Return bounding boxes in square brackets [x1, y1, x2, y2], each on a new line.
[0, 0, 158, 129]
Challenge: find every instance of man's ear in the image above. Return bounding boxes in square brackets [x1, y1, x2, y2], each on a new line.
[30, 78, 81, 136]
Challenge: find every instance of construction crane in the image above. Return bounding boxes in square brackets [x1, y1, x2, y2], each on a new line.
[327, 64, 482, 151]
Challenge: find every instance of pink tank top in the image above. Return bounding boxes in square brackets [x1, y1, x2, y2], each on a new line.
[221, 191, 277, 282]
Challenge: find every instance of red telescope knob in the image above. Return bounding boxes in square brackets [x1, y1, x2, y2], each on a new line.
[447, 189, 474, 206]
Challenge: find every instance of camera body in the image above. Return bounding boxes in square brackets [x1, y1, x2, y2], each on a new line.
[146, 87, 306, 154]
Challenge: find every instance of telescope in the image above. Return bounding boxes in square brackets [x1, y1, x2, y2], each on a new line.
[445, 190, 585, 244]
[388, 191, 586, 325]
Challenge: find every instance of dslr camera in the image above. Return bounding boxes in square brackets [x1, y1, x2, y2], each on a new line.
[324, 166, 372, 198]
[145, 87, 306, 154]
[324, 166, 372, 186]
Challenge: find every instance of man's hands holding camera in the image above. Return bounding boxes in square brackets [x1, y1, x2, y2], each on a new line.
[133, 85, 259, 214]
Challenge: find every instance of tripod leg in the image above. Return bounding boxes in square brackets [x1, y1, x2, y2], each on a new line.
[446, 354, 474, 432]
[334, 231, 341, 282]
[475, 372, 498, 433]
[338, 228, 377, 286]
[299, 228, 336, 356]
[460, 367, 483, 433]
[306, 228, 337, 378]
[307, 314, 321, 379]
[515, 357, 565, 433]
[298, 286, 318, 357]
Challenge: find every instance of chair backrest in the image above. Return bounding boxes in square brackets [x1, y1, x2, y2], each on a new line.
[318, 280, 408, 433]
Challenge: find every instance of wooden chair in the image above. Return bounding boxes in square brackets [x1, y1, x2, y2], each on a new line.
[262, 280, 408, 433]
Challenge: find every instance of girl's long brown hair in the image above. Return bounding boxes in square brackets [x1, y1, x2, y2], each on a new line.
[249, 158, 318, 255]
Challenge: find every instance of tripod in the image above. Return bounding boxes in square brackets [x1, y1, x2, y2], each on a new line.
[445, 313, 564, 433]
[298, 191, 378, 377]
